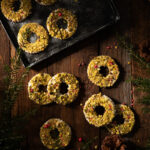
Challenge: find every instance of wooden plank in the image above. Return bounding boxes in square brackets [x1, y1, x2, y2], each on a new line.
[23, 63, 48, 149]
[44, 35, 100, 150]
[129, 0, 150, 146]
[0, 0, 150, 148]
[0, 23, 10, 117]
[98, 0, 133, 145]
[0, 23, 10, 90]
[97, 0, 150, 148]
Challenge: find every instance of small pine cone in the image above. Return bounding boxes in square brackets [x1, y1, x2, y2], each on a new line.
[138, 39, 150, 62]
[101, 135, 128, 150]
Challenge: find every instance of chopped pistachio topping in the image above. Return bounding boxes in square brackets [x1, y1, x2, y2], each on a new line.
[47, 72, 79, 105]
[107, 104, 135, 135]
[40, 118, 71, 149]
[18, 23, 49, 53]
[1, 0, 32, 22]
[35, 0, 56, 5]
[83, 93, 115, 127]
[28, 73, 53, 105]
[46, 8, 78, 40]
[87, 55, 120, 87]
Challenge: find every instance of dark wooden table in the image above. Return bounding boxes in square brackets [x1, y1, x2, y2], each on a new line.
[0, 0, 150, 149]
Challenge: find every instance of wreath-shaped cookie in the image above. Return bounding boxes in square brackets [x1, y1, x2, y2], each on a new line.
[46, 8, 78, 40]
[47, 72, 79, 105]
[83, 93, 115, 127]
[107, 104, 135, 135]
[40, 118, 71, 149]
[17, 23, 49, 53]
[87, 55, 119, 87]
[1, 0, 32, 22]
[28, 73, 53, 105]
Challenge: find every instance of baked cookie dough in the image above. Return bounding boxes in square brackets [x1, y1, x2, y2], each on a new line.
[47, 72, 79, 105]
[83, 93, 115, 127]
[17, 23, 49, 53]
[87, 55, 120, 87]
[35, 0, 56, 5]
[46, 8, 78, 40]
[107, 104, 135, 135]
[40, 118, 71, 149]
[28, 73, 53, 105]
[1, 0, 32, 22]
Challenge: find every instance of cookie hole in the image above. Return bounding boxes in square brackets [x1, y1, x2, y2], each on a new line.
[57, 19, 67, 29]
[27, 32, 37, 43]
[50, 128, 59, 139]
[59, 83, 68, 94]
[38, 85, 47, 92]
[99, 66, 109, 77]
[13, 0, 21, 12]
[113, 114, 124, 125]
[95, 106, 105, 115]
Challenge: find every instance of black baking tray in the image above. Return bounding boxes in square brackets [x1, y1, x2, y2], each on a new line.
[0, 0, 120, 67]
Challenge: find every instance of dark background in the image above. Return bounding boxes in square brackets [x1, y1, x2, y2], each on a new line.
[0, 0, 150, 149]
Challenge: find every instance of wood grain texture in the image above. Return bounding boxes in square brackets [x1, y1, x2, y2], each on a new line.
[129, 0, 150, 146]
[0, 24, 10, 118]
[0, 24, 10, 90]
[0, 0, 150, 149]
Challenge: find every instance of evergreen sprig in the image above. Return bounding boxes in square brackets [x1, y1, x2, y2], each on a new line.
[131, 77, 150, 92]
[117, 35, 150, 112]
[136, 138, 150, 150]
[79, 136, 98, 150]
[117, 34, 150, 70]
[117, 35, 150, 150]
[0, 48, 30, 150]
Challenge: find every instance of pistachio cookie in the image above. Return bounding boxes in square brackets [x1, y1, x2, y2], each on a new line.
[107, 104, 135, 135]
[47, 73, 79, 105]
[28, 73, 53, 105]
[40, 118, 71, 149]
[87, 55, 119, 87]
[46, 8, 78, 40]
[35, 0, 56, 5]
[83, 93, 115, 127]
[17, 23, 49, 53]
[1, 0, 32, 22]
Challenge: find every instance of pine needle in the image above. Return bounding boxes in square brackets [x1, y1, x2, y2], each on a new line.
[117, 34, 150, 70]
[0, 48, 30, 150]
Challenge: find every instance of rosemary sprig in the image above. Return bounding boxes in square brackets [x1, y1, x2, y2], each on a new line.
[22, 28, 31, 40]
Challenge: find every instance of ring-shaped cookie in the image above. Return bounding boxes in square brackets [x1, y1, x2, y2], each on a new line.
[46, 8, 78, 40]
[1, 0, 32, 22]
[35, 0, 56, 5]
[28, 73, 53, 105]
[107, 104, 135, 135]
[40, 118, 71, 149]
[87, 55, 120, 87]
[47, 73, 79, 105]
[17, 23, 49, 53]
[83, 93, 115, 127]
